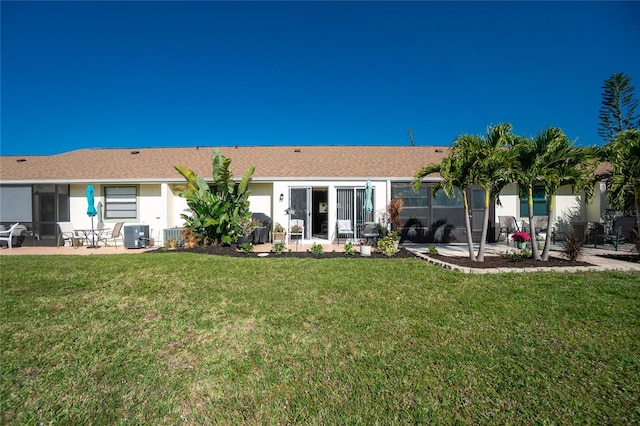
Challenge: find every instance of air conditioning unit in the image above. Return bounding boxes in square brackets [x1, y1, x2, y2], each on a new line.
[124, 224, 150, 249]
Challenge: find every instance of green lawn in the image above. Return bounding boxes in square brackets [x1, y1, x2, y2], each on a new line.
[1, 254, 639, 424]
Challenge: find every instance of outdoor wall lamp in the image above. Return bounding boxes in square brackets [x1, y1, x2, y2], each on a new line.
[279, 193, 284, 202]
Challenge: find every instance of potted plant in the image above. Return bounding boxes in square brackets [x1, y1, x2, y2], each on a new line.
[359, 240, 373, 257]
[236, 217, 258, 245]
[512, 231, 531, 249]
[273, 223, 286, 244]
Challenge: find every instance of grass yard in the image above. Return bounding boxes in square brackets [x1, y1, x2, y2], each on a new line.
[1, 254, 639, 424]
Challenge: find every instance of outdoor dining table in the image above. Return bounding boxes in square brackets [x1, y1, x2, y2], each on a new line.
[77, 228, 107, 248]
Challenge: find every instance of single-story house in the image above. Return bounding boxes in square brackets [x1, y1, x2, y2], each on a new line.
[0, 145, 608, 246]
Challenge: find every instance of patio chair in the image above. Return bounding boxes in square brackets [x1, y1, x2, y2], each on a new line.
[336, 219, 354, 244]
[56, 222, 83, 248]
[361, 222, 379, 246]
[0, 222, 20, 249]
[100, 221, 125, 248]
[497, 216, 520, 244]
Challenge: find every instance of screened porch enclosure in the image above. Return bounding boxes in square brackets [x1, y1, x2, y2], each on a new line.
[391, 183, 494, 243]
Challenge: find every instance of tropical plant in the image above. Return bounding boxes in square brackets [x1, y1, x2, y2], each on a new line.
[413, 124, 514, 262]
[459, 124, 514, 261]
[414, 141, 477, 260]
[598, 130, 640, 237]
[562, 226, 583, 261]
[175, 149, 255, 245]
[386, 196, 404, 232]
[598, 72, 639, 143]
[510, 128, 596, 261]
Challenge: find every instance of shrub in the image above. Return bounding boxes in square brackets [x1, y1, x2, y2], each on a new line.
[238, 242, 254, 253]
[563, 227, 583, 261]
[344, 241, 355, 256]
[377, 234, 399, 257]
[311, 242, 323, 255]
[502, 249, 532, 261]
[272, 242, 286, 254]
[428, 244, 438, 255]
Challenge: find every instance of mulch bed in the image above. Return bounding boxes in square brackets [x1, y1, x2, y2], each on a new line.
[149, 244, 416, 259]
[425, 254, 594, 269]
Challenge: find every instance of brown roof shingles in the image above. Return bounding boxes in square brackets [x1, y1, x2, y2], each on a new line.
[1, 146, 450, 183]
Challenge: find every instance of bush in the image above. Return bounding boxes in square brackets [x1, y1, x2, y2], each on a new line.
[502, 249, 532, 261]
[272, 242, 286, 254]
[428, 244, 438, 255]
[344, 241, 355, 256]
[563, 226, 583, 261]
[377, 234, 399, 257]
[238, 242, 254, 253]
[311, 242, 323, 255]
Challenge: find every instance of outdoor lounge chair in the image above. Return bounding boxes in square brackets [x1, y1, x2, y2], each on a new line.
[0, 222, 20, 249]
[336, 219, 354, 244]
[497, 216, 520, 244]
[56, 222, 83, 248]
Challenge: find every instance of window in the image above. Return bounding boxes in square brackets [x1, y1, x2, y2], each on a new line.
[520, 186, 548, 216]
[105, 186, 137, 219]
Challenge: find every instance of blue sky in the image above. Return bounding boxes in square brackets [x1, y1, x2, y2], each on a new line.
[1, 1, 639, 156]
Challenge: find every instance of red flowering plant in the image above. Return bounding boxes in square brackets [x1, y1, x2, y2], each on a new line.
[511, 231, 531, 243]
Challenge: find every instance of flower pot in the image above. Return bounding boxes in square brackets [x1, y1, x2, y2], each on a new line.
[360, 245, 372, 257]
[516, 241, 527, 250]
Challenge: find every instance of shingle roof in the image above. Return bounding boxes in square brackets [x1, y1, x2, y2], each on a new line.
[0, 145, 450, 183]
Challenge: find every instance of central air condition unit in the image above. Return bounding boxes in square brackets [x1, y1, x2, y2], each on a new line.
[123, 224, 150, 249]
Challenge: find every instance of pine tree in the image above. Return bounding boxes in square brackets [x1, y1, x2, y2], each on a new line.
[598, 72, 639, 143]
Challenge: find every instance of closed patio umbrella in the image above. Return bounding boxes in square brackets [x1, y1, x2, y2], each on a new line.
[86, 185, 99, 248]
[364, 180, 373, 214]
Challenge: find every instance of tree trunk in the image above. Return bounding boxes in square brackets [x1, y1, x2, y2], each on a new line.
[541, 195, 554, 261]
[476, 190, 491, 262]
[528, 186, 541, 261]
[462, 194, 477, 261]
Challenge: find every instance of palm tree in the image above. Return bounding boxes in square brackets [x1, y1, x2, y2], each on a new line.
[413, 124, 514, 262]
[511, 128, 596, 261]
[413, 144, 477, 261]
[599, 129, 640, 237]
[458, 124, 514, 261]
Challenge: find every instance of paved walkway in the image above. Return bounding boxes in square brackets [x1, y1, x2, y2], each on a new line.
[1, 241, 639, 274]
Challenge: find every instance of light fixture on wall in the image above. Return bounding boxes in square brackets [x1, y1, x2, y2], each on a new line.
[279, 193, 284, 202]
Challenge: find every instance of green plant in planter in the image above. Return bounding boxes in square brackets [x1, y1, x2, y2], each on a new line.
[274, 223, 285, 233]
[377, 233, 399, 257]
[311, 242, 323, 255]
[237, 217, 258, 238]
[291, 224, 303, 234]
[344, 241, 355, 256]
